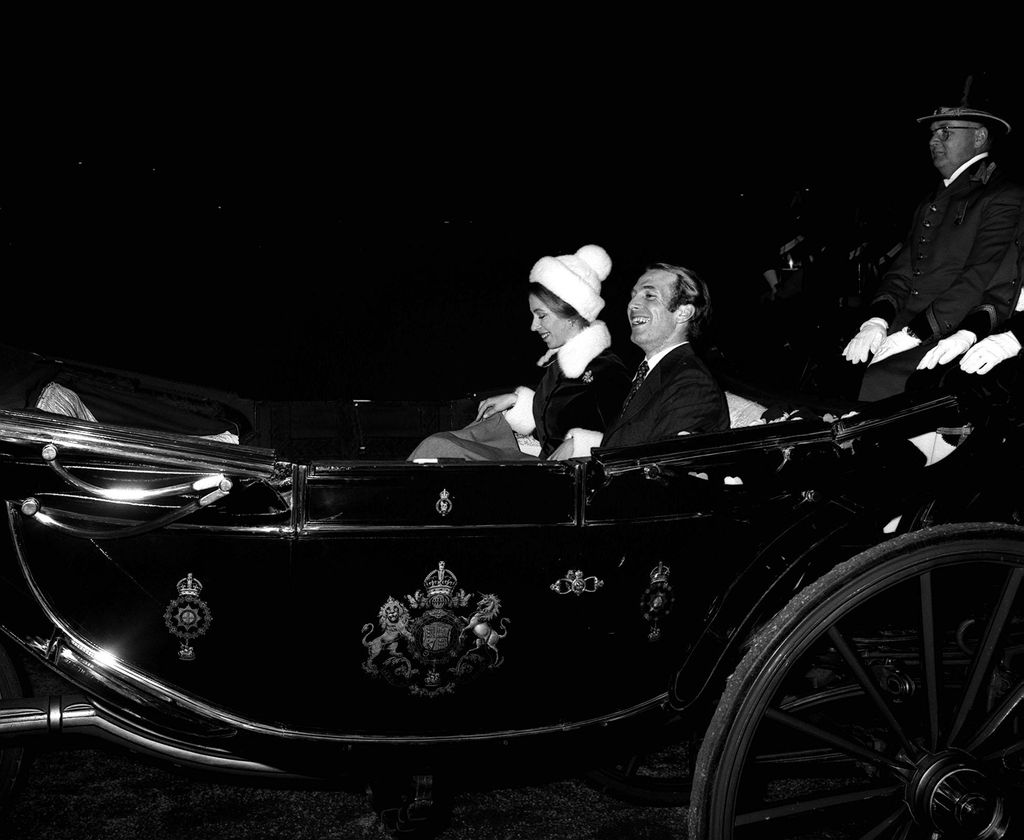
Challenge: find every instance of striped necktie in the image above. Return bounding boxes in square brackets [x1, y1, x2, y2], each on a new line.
[621, 359, 649, 412]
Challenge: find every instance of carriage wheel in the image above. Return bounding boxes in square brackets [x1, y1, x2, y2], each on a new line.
[0, 644, 29, 813]
[689, 523, 1024, 839]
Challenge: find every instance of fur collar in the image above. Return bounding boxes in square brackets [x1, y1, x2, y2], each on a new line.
[536, 321, 612, 379]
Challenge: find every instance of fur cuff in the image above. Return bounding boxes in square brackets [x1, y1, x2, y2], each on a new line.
[565, 427, 604, 458]
[504, 386, 536, 434]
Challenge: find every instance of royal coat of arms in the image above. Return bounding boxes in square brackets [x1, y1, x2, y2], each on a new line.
[359, 561, 509, 697]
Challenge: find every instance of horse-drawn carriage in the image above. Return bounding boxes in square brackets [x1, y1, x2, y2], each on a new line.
[1, 345, 1023, 838]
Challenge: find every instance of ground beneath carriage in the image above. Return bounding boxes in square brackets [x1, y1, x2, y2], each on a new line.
[3, 654, 883, 839]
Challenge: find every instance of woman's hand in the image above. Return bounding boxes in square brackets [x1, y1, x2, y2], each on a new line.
[475, 393, 517, 422]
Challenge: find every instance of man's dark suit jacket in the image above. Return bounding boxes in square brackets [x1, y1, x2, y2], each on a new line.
[601, 343, 729, 450]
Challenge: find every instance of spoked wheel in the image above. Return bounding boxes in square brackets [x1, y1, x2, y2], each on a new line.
[689, 523, 1024, 839]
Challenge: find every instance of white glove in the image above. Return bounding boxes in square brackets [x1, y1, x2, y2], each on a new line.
[869, 327, 921, 366]
[959, 331, 1023, 374]
[842, 317, 888, 363]
[917, 330, 977, 370]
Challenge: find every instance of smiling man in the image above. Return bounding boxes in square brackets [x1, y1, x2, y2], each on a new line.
[842, 84, 1024, 402]
[591, 264, 730, 450]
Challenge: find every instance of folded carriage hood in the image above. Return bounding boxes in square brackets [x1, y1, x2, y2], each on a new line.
[0, 408, 278, 479]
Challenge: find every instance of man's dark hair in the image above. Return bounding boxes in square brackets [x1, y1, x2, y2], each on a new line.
[647, 263, 711, 339]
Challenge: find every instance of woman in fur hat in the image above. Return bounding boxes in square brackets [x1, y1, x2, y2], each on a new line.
[408, 244, 630, 461]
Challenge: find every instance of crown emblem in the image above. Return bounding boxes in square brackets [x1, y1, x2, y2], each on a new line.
[435, 488, 454, 517]
[176, 573, 203, 598]
[424, 561, 458, 600]
[165, 572, 212, 661]
[649, 562, 671, 585]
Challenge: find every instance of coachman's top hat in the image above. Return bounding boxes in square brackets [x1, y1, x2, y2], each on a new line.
[916, 74, 1012, 135]
[917, 106, 1012, 135]
[917, 74, 1011, 135]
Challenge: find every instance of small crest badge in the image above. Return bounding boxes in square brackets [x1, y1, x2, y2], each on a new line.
[163, 573, 213, 661]
[435, 489, 453, 517]
[641, 562, 675, 642]
[360, 560, 510, 697]
[581, 369, 594, 383]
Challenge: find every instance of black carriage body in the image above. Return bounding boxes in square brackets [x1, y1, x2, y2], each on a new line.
[1, 364, 1023, 801]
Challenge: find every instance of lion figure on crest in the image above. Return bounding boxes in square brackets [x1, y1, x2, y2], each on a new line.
[361, 597, 413, 668]
[464, 594, 509, 664]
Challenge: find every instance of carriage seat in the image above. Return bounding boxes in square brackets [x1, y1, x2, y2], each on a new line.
[725, 391, 770, 428]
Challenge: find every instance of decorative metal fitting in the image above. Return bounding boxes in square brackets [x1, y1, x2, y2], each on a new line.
[435, 489, 453, 517]
[164, 573, 213, 661]
[641, 562, 675, 642]
[550, 569, 604, 596]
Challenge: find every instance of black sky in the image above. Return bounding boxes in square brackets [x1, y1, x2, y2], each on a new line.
[4, 61, 1021, 401]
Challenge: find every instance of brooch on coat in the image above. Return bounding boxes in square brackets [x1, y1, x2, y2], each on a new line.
[582, 369, 594, 383]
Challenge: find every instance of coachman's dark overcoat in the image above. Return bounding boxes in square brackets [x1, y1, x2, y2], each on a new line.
[860, 158, 1024, 401]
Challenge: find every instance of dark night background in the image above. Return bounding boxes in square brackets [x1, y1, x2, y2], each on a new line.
[4, 62, 1022, 405]
[3, 53, 1024, 839]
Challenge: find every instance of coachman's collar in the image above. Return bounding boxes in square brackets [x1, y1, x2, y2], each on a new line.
[971, 160, 998, 185]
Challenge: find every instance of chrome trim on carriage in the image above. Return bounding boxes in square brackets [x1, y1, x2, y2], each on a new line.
[0, 408, 278, 479]
[4, 634, 672, 747]
[595, 420, 833, 478]
[0, 692, 314, 780]
[297, 521, 581, 534]
[41, 441, 233, 501]
[594, 392, 970, 479]
[831, 392, 963, 447]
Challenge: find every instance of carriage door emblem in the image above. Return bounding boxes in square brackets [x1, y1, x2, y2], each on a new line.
[435, 489, 453, 517]
[641, 562, 675, 642]
[359, 560, 510, 697]
[163, 573, 213, 661]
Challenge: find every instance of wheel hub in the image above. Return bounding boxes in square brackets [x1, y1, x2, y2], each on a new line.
[907, 749, 1011, 838]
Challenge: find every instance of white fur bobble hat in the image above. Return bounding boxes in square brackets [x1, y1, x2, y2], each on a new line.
[528, 244, 611, 323]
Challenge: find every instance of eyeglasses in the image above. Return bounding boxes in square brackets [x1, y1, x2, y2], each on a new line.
[929, 125, 981, 142]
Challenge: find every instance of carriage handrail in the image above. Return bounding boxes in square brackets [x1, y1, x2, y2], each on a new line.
[0, 408, 278, 478]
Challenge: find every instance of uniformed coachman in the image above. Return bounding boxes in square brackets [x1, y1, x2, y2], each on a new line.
[842, 91, 1024, 402]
